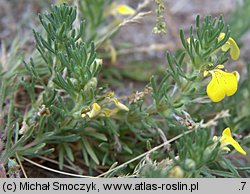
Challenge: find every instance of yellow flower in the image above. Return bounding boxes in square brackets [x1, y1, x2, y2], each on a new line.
[218, 33, 240, 60]
[101, 108, 119, 117]
[115, 5, 135, 15]
[81, 98, 129, 119]
[109, 3, 136, 16]
[205, 66, 239, 102]
[81, 103, 101, 118]
[112, 98, 129, 111]
[219, 128, 246, 155]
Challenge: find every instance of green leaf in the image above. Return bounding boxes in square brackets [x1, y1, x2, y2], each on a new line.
[63, 143, 74, 162]
[46, 134, 80, 143]
[221, 157, 240, 177]
[123, 144, 133, 154]
[81, 137, 99, 165]
[83, 132, 107, 141]
[209, 169, 237, 178]
[19, 143, 46, 156]
[59, 147, 65, 170]
[81, 144, 90, 166]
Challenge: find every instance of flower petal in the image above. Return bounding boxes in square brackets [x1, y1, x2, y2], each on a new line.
[203, 70, 209, 77]
[112, 98, 129, 111]
[216, 64, 225, 69]
[206, 69, 238, 102]
[220, 70, 238, 96]
[87, 103, 101, 118]
[222, 127, 233, 137]
[115, 5, 135, 15]
[207, 71, 226, 102]
[227, 37, 240, 60]
[221, 128, 246, 155]
[234, 71, 240, 82]
[218, 32, 226, 42]
[218, 33, 240, 60]
[100, 108, 119, 117]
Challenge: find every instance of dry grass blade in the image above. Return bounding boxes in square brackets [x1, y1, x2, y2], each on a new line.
[23, 157, 94, 178]
[97, 129, 193, 177]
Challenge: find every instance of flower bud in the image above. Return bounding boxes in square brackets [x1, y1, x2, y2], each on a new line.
[84, 77, 98, 92]
[184, 159, 196, 171]
[168, 166, 184, 178]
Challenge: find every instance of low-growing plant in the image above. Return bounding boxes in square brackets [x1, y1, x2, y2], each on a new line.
[0, 1, 249, 178]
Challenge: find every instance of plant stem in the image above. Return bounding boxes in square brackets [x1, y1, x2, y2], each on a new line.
[97, 129, 194, 177]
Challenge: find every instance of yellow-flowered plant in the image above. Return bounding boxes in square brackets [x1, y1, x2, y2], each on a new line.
[112, 98, 129, 111]
[213, 128, 246, 155]
[81, 103, 101, 119]
[188, 34, 240, 102]
[3, 2, 248, 179]
[81, 97, 129, 119]
[186, 24, 241, 102]
[187, 32, 240, 61]
[203, 32, 240, 102]
[204, 65, 239, 102]
[188, 33, 241, 60]
[218, 33, 240, 60]
[109, 3, 136, 16]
